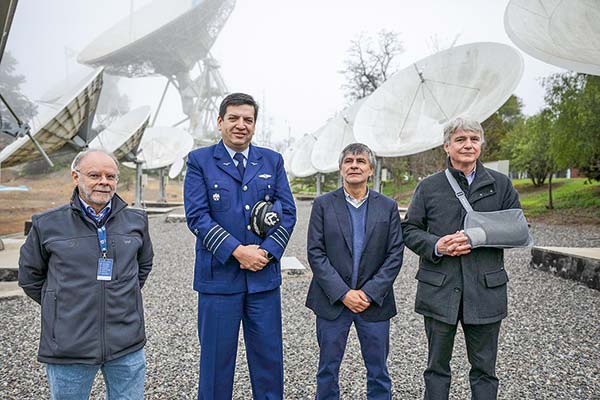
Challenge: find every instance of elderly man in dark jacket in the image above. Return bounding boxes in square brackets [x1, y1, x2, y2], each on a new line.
[401, 117, 522, 400]
[19, 149, 153, 400]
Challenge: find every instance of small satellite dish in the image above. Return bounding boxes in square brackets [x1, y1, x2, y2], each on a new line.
[0, 67, 104, 167]
[122, 126, 193, 170]
[168, 157, 185, 179]
[78, 0, 236, 77]
[0, 0, 18, 64]
[290, 133, 319, 178]
[505, 0, 600, 76]
[353, 42, 523, 157]
[88, 105, 151, 160]
[281, 145, 296, 179]
[310, 99, 365, 173]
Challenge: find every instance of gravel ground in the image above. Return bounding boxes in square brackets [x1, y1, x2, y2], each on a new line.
[1, 200, 599, 399]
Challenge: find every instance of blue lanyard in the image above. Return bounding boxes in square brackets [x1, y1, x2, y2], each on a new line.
[97, 226, 108, 259]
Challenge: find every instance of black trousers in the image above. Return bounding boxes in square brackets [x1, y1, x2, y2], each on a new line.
[423, 316, 501, 400]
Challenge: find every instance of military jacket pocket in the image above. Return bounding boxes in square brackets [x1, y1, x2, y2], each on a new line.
[208, 181, 231, 212]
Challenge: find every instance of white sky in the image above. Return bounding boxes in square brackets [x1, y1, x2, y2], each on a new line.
[5, 0, 565, 144]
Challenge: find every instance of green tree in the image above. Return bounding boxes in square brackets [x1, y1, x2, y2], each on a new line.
[0, 51, 37, 150]
[502, 111, 555, 187]
[543, 72, 600, 181]
[480, 95, 524, 162]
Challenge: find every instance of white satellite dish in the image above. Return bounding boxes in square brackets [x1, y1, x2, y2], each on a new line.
[505, 0, 600, 76]
[78, 0, 235, 143]
[353, 42, 523, 157]
[290, 133, 319, 178]
[78, 0, 235, 77]
[88, 105, 151, 160]
[0, 67, 104, 167]
[281, 145, 296, 179]
[168, 157, 184, 179]
[123, 126, 193, 170]
[310, 99, 365, 173]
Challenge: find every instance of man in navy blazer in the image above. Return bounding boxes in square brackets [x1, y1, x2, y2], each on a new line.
[184, 93, 296, 399]
[306, 143, 404, 400]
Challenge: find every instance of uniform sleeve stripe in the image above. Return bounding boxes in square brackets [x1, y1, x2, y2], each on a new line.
[276, 227, 289, 240]
[278, 226, 291, 238]
[212, 234, 230, 254]
[203, 225, 221, 247]
[273, 231, 287, 245]
[205, 227, 225, 249]
[271, 235, 286, 249]
[208, 231, 227, 252]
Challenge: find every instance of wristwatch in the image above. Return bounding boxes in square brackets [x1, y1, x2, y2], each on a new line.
[261, 248, 274, 261]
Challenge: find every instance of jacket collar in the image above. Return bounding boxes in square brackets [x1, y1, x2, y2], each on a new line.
[69, 187, 127, 219]
[446, 158, 493, 191]
[213, 140, 263, 184]
[332, 187, 381, 255]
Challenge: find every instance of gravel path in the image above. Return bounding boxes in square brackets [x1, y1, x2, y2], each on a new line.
[1, 200, 599, 399]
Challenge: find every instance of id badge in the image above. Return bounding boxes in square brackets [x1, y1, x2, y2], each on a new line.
[97, 258, 113, 281]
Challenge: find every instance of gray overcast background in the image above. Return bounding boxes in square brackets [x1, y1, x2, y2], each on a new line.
[5, 0, 564, 143]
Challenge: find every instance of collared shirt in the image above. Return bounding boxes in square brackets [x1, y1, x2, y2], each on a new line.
[223, 143, 249, 168]
[79, 196, 111, 224]
[466, 167, 476, 185]
[343, 188, 369, 209]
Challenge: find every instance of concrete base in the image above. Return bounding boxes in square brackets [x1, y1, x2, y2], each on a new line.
[142, 201, 184, 208]
[130, 207, 174, 215]
[165, 213, 186, 223]
[0, 281, 24, 299]
[0, 238, 25, 281]
[531, 246, 600, 290]
[281, 256, 306, 275]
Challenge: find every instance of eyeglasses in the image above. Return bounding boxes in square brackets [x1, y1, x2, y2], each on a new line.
[75, 170, 119, 182]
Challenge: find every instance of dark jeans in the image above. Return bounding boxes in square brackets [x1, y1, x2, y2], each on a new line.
[423, 316, 501, 400]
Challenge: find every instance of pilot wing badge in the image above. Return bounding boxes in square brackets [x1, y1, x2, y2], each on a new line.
[258, 174, 272, 179]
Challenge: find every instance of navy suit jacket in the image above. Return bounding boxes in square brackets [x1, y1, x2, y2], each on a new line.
[306, 188, 404, 322]
[184, 141, 296, 294]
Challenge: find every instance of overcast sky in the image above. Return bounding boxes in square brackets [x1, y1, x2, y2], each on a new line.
[5, 0, 564, 144]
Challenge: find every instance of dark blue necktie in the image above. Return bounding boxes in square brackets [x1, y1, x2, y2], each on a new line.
[233, 152, 245, 178]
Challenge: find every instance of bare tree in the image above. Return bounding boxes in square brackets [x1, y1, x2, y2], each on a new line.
[340, 30, 404, 102]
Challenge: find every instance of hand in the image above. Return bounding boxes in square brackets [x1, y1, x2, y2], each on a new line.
[342, 289, 371, 313]
[436, 231, 472, 257]
[233, 245, 269, 272]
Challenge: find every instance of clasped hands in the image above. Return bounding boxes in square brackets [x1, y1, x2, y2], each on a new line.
[436, 230, 472, 257]
[342, 289, 371, 313]
[233, 244, 269, 272]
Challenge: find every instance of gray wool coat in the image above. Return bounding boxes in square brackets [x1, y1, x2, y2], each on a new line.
[401, 160, 521, 325]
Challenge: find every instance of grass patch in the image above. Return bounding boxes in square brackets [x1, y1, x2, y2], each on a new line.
[513, 178, 600, 217]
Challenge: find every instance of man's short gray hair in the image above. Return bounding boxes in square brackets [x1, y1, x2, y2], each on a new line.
[338, 143, 376, 169]
[443, 117, 485, 145]
[71, 149, 120, 172]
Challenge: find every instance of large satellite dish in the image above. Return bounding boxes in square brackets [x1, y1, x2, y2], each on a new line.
[88, 105, 151, 160]
[289, 133, 319, 178]
[0, 67, 104, 167]
[353, 42, 523, 157]
[123, 126, 193, 170]
[310, 99, 365, 173]
[78, 0, 235, 77]
[505, 0, 600, 76]
[78, 0, 235, 144]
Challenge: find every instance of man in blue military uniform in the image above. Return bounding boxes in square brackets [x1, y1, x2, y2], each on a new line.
[184, 92, 296, 399]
